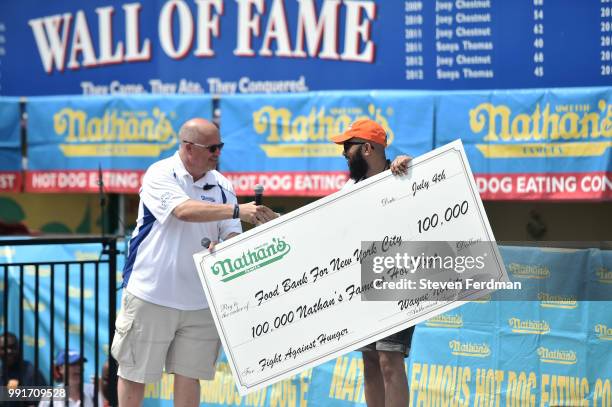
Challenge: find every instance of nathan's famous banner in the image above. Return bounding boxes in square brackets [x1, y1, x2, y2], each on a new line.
[0, 98, 22, 192]
[436, 87, 612, 200]
[139, 245, 612, 407]
[25, 96, 212, 192]
[219, 91, 434, 196]
[16, 88, 612, 198]
[406, 246, 612, 407]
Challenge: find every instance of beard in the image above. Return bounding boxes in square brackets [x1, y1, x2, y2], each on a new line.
[348, 147, 369, 181]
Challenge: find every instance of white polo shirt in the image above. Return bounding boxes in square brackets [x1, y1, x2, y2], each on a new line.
[124, 152, 242, 310]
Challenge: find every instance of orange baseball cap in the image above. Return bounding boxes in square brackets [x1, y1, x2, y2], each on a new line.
[331, 119, 388, 147]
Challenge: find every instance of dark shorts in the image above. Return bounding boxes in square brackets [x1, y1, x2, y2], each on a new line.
[359, 325, 416, 357]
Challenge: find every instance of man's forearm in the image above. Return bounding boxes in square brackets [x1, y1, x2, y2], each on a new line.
[173, 199, 235, 222]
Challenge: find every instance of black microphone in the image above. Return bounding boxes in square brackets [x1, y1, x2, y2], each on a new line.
[201, 238, 211, 249]
[254, 184, 264, 205]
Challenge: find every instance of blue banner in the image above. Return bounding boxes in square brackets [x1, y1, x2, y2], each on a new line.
[220, 91, 434, 196]
[16, 88, 612, 199]
[0, 1, 610, 97]
[435, 87, 612, 199]
[408, 246, 612, 407]
[2, 242, 611, 406]
[0, 97, 21, 191]
[25, 95, 212, 192]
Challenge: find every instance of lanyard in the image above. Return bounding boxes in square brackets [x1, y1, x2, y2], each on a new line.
[173, 169, 234, 204]
[203, 183, 227, 204]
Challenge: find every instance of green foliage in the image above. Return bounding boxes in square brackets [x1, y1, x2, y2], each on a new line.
[40, 222, 72, 234]
[0, 197, 25, 223]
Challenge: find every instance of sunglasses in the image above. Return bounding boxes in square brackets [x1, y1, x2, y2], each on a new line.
[183, 140, 225, 153]
[343, 141, 369, 153]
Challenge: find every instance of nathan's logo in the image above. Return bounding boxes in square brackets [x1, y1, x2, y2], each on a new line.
[53, 107, 177, 157]
[508, 263, 549, 279]
[211, 238, 290, 282]
[449, 340, 490, 358]
[537, 347, 577, 365]
[508, 318, 550, 334]
[426, 314, 463, 328]
[596, 267, 612, 284]
[538, 292, 578, 309]
[595, 324, 612, 341]
[469, 100, 612, 158]
[252, 104, 395, 158]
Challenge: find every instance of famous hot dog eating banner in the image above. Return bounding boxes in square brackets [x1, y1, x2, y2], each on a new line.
[2, 243, 610, 406]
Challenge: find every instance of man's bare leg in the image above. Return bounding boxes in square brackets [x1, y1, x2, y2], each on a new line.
[378, 351, 409, 407]
[362, 351, 385, 407]
[118, 377, 145, 407]
[173, 374, 200, 407]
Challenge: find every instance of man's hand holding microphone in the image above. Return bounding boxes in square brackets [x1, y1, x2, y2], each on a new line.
[237, 202, 277, 225]
[236, 184, 277, 225]
[206, 185, 278, 252]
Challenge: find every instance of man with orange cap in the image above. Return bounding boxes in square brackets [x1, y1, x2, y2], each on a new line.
[332, 119, 414, 407]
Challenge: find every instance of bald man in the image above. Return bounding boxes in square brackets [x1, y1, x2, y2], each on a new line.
[111, 118, 277, 407]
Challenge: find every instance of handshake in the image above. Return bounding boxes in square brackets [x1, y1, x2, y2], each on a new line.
[236, 184, 279, 225]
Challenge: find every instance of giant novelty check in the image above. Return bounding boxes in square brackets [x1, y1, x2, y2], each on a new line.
[194, 140, 508, 395]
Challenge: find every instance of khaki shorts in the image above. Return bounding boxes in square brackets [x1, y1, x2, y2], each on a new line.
[359, 326, 415, 357]
[111, 291, 221, 383]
